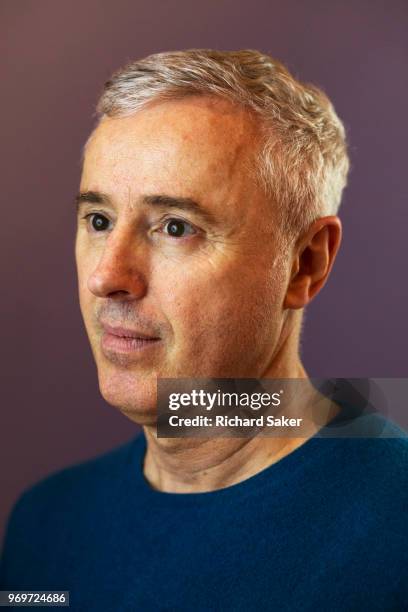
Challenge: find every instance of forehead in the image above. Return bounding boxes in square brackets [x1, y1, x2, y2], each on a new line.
[81, 97, 261, 206]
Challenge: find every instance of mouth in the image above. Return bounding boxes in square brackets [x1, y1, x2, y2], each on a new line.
[100, 322, 162, 355]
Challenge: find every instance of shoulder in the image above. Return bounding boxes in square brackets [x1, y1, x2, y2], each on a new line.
[328, 413, 408, 467]
[0, 434, 144, 588]
[319, 414, 408, 520]
[3, 433, 143, 542]
[324, 412, 408, 470]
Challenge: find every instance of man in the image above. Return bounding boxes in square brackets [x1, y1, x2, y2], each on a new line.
[1, 49, 407, 610]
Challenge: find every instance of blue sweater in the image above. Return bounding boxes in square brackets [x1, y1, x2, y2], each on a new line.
[1, 414, 407, 611]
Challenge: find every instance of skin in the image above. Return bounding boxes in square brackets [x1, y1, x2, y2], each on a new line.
[75, 96, 342, 493]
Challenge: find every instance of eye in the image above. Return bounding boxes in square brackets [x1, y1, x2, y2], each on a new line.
[163, 218, 196, 238]
[85, 213, 111, 232]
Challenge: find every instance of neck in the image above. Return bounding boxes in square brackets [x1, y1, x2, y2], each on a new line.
[143, 429, 309, 493]
[143, 319, 333, 493]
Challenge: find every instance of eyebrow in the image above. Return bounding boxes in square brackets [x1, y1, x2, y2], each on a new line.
[75, 190, 110, 209]
[75, 191, 218, 226]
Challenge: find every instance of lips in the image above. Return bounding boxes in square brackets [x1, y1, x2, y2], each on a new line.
[100, 322, 161, 354]
[102, 323, 160, 340]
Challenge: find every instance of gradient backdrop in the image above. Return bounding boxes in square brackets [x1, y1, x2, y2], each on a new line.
[1, 0, 407, 539]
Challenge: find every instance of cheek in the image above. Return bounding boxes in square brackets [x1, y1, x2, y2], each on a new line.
[77, 267, 91, 311]
[155, 258, 284, 357]
[75, 244, 97, 320]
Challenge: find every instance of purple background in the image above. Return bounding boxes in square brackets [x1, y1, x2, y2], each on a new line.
[1, 0, 407, 539]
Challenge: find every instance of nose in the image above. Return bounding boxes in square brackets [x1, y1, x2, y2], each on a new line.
[87, 229, 148, 300]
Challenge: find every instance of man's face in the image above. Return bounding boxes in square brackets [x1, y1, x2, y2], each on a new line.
[76, 97, 291, 424]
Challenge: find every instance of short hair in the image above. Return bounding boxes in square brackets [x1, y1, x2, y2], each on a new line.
[96, 49, 350, 240]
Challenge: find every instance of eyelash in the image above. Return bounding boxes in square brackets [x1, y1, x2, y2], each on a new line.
[161, 217, 197, 238]
[82, 213, 198, 239]
[81, 213, 112, 235]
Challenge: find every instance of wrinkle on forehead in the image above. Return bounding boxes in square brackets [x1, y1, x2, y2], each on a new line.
[85, 97, 259, 171]
[81, 97, 264, 221]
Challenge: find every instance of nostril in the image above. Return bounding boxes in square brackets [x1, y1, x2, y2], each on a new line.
[107, 289, 131, 298]
[87, 266, 148, 299]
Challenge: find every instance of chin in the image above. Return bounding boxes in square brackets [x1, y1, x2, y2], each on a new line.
[98, 369, 158, 426]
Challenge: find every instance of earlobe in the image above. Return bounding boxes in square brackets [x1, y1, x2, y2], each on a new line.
[284, 272, 311, 309]
[283, 216, 342, 310]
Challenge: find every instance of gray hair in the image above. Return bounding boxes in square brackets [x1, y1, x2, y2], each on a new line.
[96, 49, 350, 240]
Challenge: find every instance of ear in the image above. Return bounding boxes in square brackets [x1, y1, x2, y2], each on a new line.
[283, 216, 342, 310]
